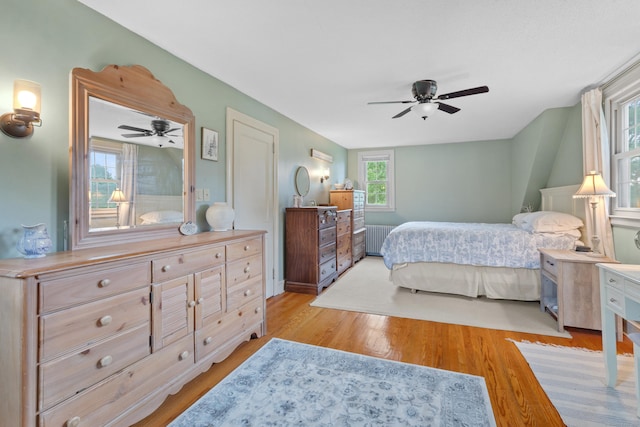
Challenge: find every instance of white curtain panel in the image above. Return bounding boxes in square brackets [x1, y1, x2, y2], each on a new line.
[581, 88, 615, 258]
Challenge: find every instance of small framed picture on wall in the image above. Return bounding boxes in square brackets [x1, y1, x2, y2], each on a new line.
[202, 127, 219, 161]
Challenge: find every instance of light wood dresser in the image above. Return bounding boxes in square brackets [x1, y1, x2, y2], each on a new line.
[285, 207, 337, 294]
[0, 230, 265, 427]
[329, 190, 366, 263]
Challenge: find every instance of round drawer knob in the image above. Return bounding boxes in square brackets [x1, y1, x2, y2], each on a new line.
[179, 350, 190, 361]
[188, 300, 196, 308]
[244, 266, 251, 273]
[204, 336, 213, 345]
[197, 297, 204, 304]
[99, 355, 113, 368]
[215, 252, 223, 258]
[244, 289, 251, 297]
[162, 265, 171, 272]
[255, 307, 261, 314]
[98, 315, 112, 327]
[98, 279, 111, 288]
[244, 245, 250, 251]
[66, 416, 81, 427]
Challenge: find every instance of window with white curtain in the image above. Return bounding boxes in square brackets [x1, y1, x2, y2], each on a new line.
[604, 61, 640, 225]
[357, 149, 395, 211]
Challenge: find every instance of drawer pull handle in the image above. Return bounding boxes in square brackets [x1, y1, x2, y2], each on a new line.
[98, 315, 112, 327]
[609, 278, 617, 283]
[204, 336, 213, 345]
[99, 355, 113, 368]
[610, 298, 618, 304]
[98, 279, 111, 288]
[188, 300, 196, 308]
[179, 350, 190, 361]
[162, 265, 171, 272]
[66, 416, 81, 427]
[255, 307, 261, 314]
[215, 252, 223, 258]
[546, 261, 554, 266]
[244, 266, 251, 273]
[197, 297, 204, 304]
[244, 289, 251, 297]
[244, 245, 250, 251]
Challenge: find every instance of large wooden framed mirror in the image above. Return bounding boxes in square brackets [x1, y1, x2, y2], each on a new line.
[70, 65, 195, 249]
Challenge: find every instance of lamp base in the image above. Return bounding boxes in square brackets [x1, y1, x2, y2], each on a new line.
[0, 113, 33, 138]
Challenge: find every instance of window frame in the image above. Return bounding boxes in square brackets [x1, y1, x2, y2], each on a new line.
[357, 149, 395, 212]
[604, 61, 640, 226]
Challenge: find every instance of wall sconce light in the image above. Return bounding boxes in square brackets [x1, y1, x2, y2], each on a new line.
[320, 168, 330, 183]
[1, 79, 42, 138]
[108, 188, 127, 228]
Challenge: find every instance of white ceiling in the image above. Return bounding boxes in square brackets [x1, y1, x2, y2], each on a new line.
[78, 0, 640, 149]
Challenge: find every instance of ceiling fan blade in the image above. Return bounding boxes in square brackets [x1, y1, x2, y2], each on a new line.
[368, 100, 415, 105]
[437, 86, 489, 100]
[392, 107, 413, 119]
[118, 124, 151, 133]
[166, 127, 181, 134]
[436, 102, 461, 114]
[121, 133, 152, 138]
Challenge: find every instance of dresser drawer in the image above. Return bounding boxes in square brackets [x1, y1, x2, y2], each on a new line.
[318, 208, 337, 230]
[337, 235, 351, 258]
[40, 287, 150, 361]
[353, 229, 365, 246]
[153, 247, 224, 282]
[337, 218, 351, 236]
[336, 210, 351, 223]
[227, 253, 262, 288]
[227, 237, 262, 262]
[319, 226, 337, 247]
[319, 259, 336, 283]
[319, 243, 336, 264]
[604, 286, 625, 315]
[39, 262, 150, 313]
[39, 334, 194, 427]
[353, 217, 365, 231]
[227, 275, 263, 311]
[541, 253, 558, 277]
[195, 298, 263, 361]
[603, 271, 624, 291]
[39, 323, 150, 410]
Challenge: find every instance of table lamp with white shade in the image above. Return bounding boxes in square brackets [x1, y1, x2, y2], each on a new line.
[573, 171, 616, 256]
[108, 188, 127, 228]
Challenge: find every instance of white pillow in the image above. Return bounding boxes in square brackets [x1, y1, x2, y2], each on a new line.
[512, 213, 530, 227]
[516, 211, 583, 233]
[139, 210, 183, 224]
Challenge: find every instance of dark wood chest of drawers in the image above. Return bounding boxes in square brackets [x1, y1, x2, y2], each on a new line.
[285, 207, 338, 294]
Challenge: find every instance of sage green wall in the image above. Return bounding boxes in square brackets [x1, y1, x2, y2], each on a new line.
[348, 139, 513, 225]
[0, 0, 347, 286]
[347, 105, 585, 226]
[510, 107, 573, 213]
[546, 103, 584, 188]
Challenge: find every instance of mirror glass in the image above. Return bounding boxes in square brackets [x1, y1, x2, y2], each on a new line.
[295, 166, 310, 196]
[70, 65, 195, 249]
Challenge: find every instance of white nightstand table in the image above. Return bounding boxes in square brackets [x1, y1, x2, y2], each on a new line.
[539, 249, 619, 334]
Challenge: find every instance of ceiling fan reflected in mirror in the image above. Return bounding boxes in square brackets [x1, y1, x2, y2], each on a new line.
[118, 119, 182, 146]
[368, 80, 489, 120]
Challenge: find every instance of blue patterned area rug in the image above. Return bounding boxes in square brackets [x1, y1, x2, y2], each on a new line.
[514, 341, 639, 426]
[169, 338, 496, 426]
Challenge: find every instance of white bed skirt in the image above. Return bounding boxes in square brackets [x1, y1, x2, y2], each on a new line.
[389, 262, 541, 301]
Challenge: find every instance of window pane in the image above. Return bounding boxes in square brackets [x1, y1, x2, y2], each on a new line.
[617, 155, 640, 208]
[366, 161, 387, 181]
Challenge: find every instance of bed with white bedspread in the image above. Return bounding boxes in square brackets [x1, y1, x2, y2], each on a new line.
[380, 185, 585, 301]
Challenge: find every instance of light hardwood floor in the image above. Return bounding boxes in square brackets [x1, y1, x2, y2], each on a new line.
[133, 289, 633, 426]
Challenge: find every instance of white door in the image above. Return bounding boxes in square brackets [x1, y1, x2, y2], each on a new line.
[226, 108, 279, 297]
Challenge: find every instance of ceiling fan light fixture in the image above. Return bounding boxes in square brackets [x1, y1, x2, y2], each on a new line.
[412, 102, 438, 119]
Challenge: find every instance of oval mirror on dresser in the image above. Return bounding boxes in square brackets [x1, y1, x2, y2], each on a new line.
[70, 65, 195, 249]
